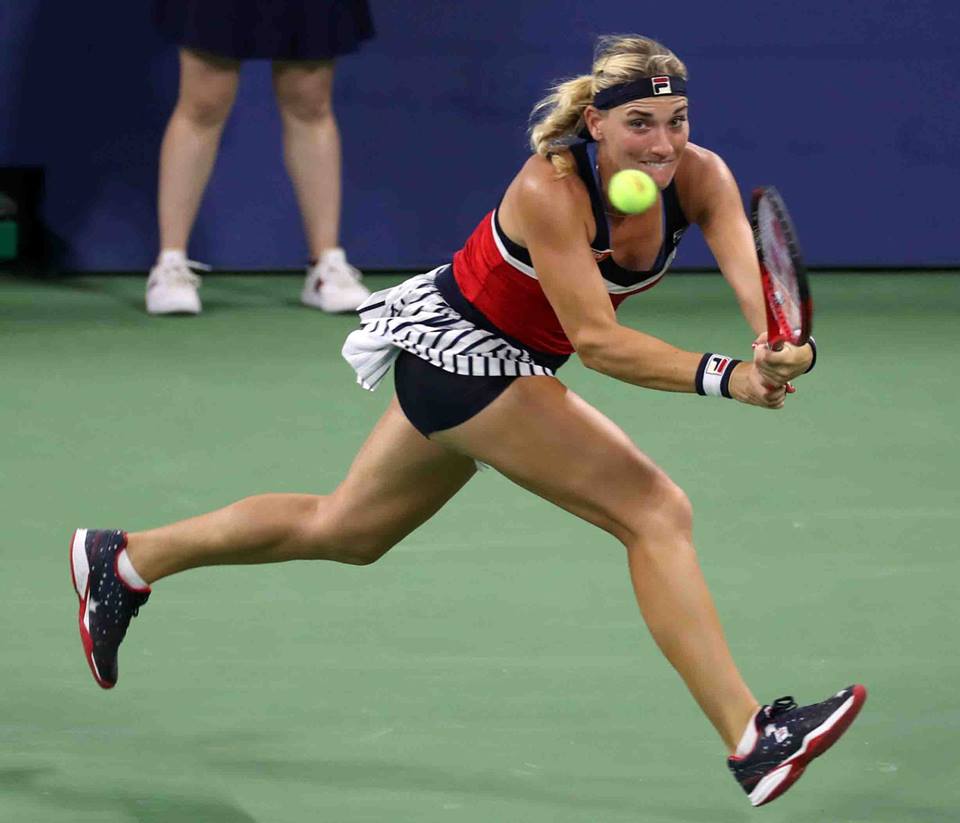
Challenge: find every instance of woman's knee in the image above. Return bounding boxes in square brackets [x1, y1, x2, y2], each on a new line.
[177, 89, 234, 128]
[620, 471, 694, 548]
[177, 52, 239, 126]
[274, 71, 334, 123]
[176, 86, 237, 127]
[277, 90, 334, 124]
[298, 503, 395, 566]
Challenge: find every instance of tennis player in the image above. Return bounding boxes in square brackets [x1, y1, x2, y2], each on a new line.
[70, 35, 864, 808]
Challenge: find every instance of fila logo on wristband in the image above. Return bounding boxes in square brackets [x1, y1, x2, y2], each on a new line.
[706, 355, 730, 375]
[696, 353, 740, 398]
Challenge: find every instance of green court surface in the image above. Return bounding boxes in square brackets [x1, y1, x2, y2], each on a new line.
[1, 271, 958, 822]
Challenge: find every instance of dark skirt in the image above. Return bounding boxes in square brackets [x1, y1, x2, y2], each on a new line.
[392, 267, 570, 437]
[154, 0, 374, 61]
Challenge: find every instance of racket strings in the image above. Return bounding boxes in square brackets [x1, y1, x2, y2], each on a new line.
[758, 202, 802, 332]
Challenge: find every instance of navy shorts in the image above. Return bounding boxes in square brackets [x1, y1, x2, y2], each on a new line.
[393, 267, 568, 437]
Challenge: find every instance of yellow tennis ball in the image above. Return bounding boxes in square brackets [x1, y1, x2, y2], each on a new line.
[607, 169, 658, 214]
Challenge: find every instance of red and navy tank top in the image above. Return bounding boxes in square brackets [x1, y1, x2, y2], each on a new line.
[450, 142, 690, 355]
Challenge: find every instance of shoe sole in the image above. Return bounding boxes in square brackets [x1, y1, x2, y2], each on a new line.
[146, 306, 201, 315]
[300, 292, 362, 314]
[749, 684, 868, 807]
[69, 528, 114, 689]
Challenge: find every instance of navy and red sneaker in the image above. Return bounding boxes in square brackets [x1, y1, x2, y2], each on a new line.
[69, 528, 150, 689]
[728, 684, 867, 807]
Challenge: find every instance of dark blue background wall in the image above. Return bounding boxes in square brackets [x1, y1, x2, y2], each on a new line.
[2, 1, 958, 271]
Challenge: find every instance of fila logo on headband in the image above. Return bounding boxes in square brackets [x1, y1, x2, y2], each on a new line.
[651, 76, 673, 95]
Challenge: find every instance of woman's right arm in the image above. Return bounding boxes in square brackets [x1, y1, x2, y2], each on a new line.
[514, 169, 783, 408]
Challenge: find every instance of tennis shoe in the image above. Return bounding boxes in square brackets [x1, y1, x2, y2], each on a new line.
[69, 528, 150, 689]
[301, 248, 370, 313]
[146, 254, 208, 315]
[728, 684, 867, 807]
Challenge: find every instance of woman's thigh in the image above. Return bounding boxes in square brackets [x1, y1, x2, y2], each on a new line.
[431, 376, 682, 545]
[318, 396, 477, 558]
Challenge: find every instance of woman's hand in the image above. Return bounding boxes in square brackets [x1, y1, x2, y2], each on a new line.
[752, 332, 814, 386]
[728, 361, 787, 409]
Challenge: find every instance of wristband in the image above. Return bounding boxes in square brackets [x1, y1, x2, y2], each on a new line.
[803, 336, 817, 374]
[696, 353, 741, 398]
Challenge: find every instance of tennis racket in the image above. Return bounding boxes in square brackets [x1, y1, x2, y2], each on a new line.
[750, 186, 813, 350]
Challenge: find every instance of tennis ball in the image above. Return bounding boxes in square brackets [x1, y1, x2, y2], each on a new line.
[607, 169, 658, 214]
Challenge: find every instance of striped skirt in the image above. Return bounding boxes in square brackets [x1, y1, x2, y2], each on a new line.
[342, 265, 560, 392]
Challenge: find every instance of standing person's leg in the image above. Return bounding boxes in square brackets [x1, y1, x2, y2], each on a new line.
[148, 48, 240, 315]
[272, 60, 340, 261]
[159, 48, 240, 252]
[271, 61, 370, 313]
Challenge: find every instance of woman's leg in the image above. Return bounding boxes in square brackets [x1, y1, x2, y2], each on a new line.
[126, 398, 476, 582]
[271, 60, 341, 259]
[157, 48, 240, 251]
[431, 376, 759, 753]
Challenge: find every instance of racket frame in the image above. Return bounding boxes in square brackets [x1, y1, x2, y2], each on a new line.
[750, 186, 813, 348]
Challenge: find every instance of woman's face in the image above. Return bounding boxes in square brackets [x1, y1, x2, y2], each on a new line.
[589, 96, 690, 189]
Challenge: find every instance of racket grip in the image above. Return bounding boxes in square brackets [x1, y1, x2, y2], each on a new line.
[752, 340, 796, 393]
[762, 380, 796, 393]
[786, 382, 796, 394]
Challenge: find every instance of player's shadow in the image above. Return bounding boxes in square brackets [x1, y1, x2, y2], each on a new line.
[823, 792, 947, 823]
[208, 755, 748, 820]
[0, 764, 259, 823]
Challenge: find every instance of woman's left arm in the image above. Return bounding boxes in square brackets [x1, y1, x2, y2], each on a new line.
[695, 152, 766, 333]
[694, 151, 813, 378]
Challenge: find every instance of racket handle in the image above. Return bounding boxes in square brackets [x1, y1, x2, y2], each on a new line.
[762, 381, 796, 392]
[758, 352, 797, 393]
[752, 339, 796, 393]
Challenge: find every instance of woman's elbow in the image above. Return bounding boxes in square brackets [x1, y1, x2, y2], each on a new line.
[572, 333, 610, 372]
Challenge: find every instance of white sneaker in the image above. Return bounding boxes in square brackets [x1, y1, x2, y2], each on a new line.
[145, 253, 209, 315]
[300, 248, 370, 313]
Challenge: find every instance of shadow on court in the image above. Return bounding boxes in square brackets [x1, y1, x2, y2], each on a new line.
[0, 764, 258, 823]
[824, 794, 950, 823]
[206, 755, 750, 821]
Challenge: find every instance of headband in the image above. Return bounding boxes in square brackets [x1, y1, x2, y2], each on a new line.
[592, 75, 687, 110]
[576, 74, 687, 141]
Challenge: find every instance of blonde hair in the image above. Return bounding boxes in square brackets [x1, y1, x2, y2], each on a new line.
[529, 35, 688, 176]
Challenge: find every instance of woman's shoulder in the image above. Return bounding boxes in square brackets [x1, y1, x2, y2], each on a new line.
[675, 142, 739, 224]
[676, 142, 731, 186]
[500, 152, 594, 235]
[513, 152, 589, 199]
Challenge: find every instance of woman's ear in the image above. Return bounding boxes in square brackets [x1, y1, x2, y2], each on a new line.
[582, 105, 605, 142]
